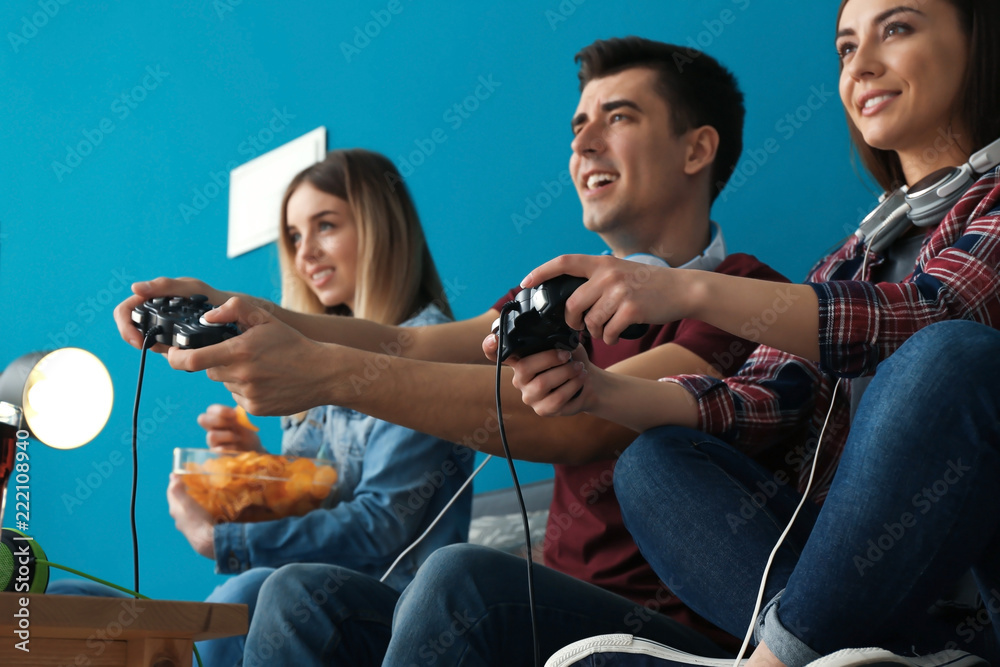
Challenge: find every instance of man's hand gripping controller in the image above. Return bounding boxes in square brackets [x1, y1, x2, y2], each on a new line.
[491, 275, 649, 361]
[131, 295, 240, 349]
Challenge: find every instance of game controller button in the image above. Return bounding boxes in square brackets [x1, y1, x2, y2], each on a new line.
[191, 294, 209, 303]
[169, 297, 185, 307]
[175, 333, 191, 347]
[131, 310, 143, 323]
[490, 317, 501, 334]
[198, 314, 226, 327]
[530, 290, 550, 313]
[151, 297, 167, 306]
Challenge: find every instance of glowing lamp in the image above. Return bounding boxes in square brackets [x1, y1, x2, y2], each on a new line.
[0, 348, 114, 450]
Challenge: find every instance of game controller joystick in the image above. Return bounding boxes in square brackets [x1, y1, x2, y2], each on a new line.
[131, 295, 239, 349]
[492, 275, 649, 361]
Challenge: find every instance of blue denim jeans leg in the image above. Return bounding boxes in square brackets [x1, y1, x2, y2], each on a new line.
[196, 567, 275, 667]
[241, 562, 400, 667]
[382, 543, 730, 666]
[616, 320, 1000, 666]
[614, 425, 820, 643]
[46, 579, 130, 597]
[775, 320, 1000, 662]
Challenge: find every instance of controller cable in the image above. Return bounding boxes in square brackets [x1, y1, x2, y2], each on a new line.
[493, 301, 542, 667]
[731, 226, 886, 667]
[309, 310, 538, 666]
[131, 328, 161, 596]
[380, 454, 493, 583]
[383, 303, 541, 666]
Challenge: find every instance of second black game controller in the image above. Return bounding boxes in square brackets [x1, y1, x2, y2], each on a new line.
[492, 275, 649, 361]
[131, 295, 239, 349]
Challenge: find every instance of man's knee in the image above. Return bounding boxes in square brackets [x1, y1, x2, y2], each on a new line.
[259, 563, 355, 608]
[411, 544, 503, 590]
[398, 543, 517, 621]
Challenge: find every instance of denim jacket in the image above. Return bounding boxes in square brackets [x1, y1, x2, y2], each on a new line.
[213, 303, 475, 591]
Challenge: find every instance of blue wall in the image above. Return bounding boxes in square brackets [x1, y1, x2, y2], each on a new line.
[1, 1, 878, 602]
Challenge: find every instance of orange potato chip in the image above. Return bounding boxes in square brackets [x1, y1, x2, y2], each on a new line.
[313, 465, 339, 486]
[287, 458, 316, 475]
[177, 449, 337, 523]
[235, 405, 260, 432]
[285, 473, 312, 498]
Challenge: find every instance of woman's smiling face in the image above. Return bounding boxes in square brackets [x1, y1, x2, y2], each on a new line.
[285, 182, 360, 311]
[837, 0, 970, 181]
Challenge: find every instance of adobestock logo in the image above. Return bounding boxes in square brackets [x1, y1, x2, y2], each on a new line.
[340, 0, 408, 63]
[179, 107, 297, 224]
[46, 267, 136, 348]
[7, 0, 72, 54]
[717, 83, 835, 203]
[50, 65, 170, 182]
[61, 450, 128, 514]
[392, 446, 474, 522]
[511, 170, 574, 235]
[853, 459, 971, 577]
[384, 74, 501, 190]
[213, 0, 244, 20]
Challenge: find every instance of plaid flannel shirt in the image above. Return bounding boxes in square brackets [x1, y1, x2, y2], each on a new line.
[663, 168, 1000, 502]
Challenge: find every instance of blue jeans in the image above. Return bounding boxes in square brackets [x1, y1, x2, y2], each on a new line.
[197, 568, 275, 667]
[383, 544, 729, 666]
[615, 320, 1000, 666]
[242, 562, 401, 666]
[243, 546, 728, 667]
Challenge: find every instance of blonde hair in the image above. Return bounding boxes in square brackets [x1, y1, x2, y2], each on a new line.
[277, 149, 453, 325]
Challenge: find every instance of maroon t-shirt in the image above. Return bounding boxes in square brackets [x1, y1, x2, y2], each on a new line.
[492, 253, 788, 649]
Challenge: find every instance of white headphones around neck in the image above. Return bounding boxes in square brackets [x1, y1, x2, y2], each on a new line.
[613, 222, 727, 272]
[855, 136, 1000, 253]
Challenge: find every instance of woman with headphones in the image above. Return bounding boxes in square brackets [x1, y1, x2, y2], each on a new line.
[499, 0, 1000, 664]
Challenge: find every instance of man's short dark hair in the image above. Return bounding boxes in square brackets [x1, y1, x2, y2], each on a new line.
[576, 37, 745, 202]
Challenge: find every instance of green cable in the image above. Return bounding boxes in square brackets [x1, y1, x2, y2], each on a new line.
[37, 560, 151, 599]
[36, 560, 204, 667]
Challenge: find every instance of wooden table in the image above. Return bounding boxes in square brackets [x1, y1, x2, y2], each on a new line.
[0, 592, 247, 666]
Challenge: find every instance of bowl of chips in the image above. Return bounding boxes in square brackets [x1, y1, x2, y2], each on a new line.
[173, 448, 339, 523]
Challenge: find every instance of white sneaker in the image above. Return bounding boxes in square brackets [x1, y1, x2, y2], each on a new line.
[544, 634, 748, 667]
[805, 648, 988, 667]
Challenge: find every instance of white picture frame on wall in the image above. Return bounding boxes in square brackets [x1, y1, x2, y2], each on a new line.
[227, 126, 327, 258]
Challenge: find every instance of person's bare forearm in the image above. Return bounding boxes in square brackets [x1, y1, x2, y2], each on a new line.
[522, 257, 818, 360]
[320, 347, 637, 464]
[276, 308, 416, 350]
[587, 370, 699, 433]
[278, 312, 496, 364]
[683, 272, 820, 361]
[304, 338, 718, 464]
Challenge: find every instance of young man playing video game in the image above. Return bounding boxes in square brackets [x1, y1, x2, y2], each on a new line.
[114, 37, 789, 664]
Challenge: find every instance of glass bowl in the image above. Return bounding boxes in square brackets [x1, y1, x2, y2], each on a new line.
[173, 447, 339, 523]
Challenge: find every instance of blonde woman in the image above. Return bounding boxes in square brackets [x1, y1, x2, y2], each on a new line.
[163, 149, 473, 666]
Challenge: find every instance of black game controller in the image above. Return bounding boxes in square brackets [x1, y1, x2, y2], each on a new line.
[492, 275, 649, 361]
[131, 295, 239, 349]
